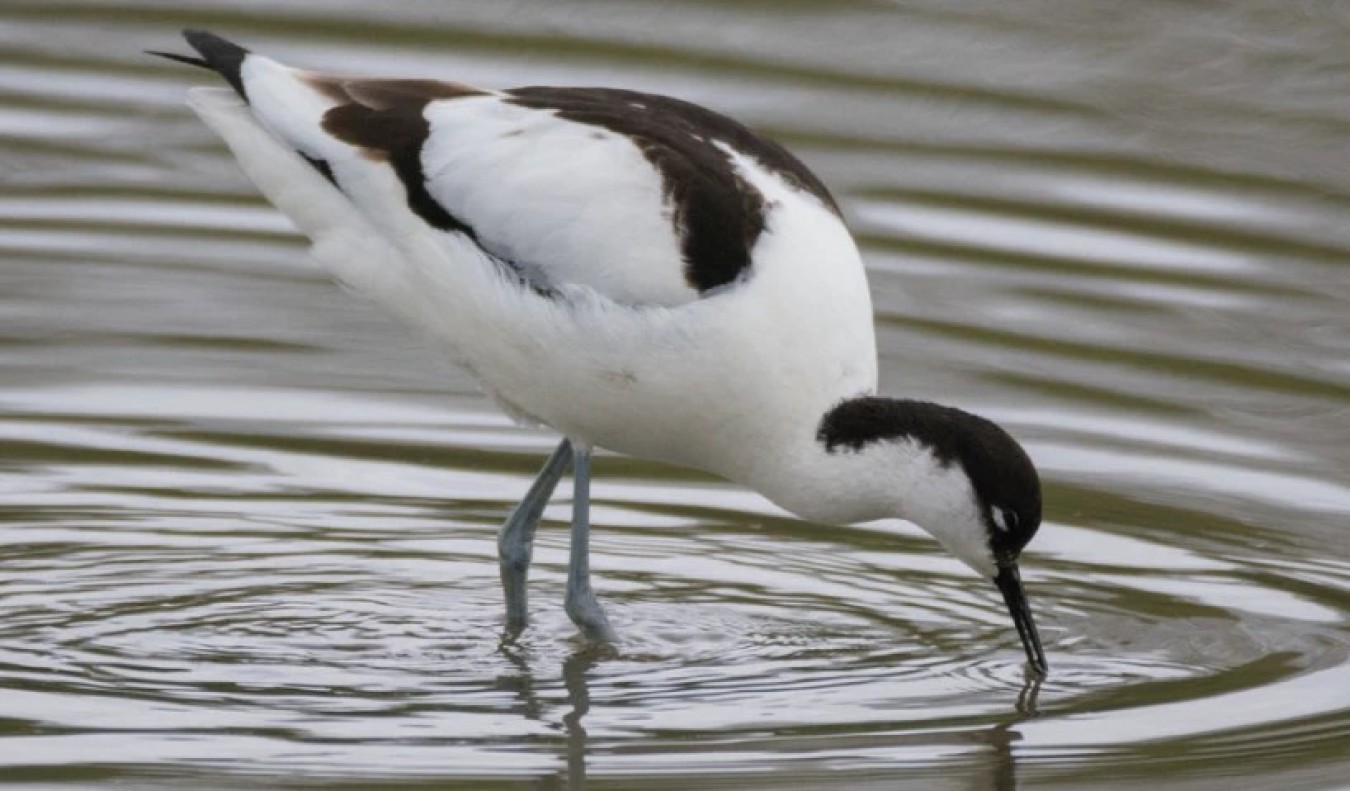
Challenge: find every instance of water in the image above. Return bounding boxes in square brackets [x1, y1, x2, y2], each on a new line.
[2, 2, 1349, 788]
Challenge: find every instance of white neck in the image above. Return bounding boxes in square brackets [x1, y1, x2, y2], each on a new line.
[728, 423, 998, 578]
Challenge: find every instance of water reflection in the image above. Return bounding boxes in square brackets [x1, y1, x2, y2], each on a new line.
[495, 637, 612, 790]
[561, 646, 601, 791]
[492, 630, 1049, 790]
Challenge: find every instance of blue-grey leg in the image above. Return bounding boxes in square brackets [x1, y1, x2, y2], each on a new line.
[499, 439, 572, 628]
[565, 444, 616, 642]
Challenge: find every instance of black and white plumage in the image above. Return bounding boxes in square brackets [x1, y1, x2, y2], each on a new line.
[154, 30, 1048, 675]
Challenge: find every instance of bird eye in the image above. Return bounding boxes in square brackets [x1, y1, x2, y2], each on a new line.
[992, 507, 1019, 533]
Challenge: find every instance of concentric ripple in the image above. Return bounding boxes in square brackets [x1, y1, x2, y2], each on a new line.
[2, 386, 1348, 786]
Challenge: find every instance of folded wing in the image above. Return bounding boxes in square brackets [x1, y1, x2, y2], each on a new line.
[159, 31, 841, 308]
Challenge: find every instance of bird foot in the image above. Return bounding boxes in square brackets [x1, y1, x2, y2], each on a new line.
[565, 588, 616, 643]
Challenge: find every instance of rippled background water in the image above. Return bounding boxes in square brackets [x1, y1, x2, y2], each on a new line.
[2, 2, 1349, 789]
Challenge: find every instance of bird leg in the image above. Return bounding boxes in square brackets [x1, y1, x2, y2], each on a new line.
[499, 439, 572, 629]
[565, 444, 617, 642]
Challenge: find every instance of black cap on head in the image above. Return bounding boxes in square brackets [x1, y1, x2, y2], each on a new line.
[819, 397, 1041, 559]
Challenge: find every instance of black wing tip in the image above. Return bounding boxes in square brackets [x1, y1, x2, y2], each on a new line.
[146, 50, 209, 69]
[181, 29, 251, 59]
[152, 29, 251, 100]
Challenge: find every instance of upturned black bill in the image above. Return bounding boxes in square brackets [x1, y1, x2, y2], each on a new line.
[994, 562, 1048, 677]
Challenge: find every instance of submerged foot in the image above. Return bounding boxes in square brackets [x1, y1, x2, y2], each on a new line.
[565, 586, 616, 643]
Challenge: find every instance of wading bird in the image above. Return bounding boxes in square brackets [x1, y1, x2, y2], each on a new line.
[153, 30, 1049, 675]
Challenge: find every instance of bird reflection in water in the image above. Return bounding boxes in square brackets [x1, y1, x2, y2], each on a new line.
[496, 633, 613, 791]
[495, 632, 1041, 791]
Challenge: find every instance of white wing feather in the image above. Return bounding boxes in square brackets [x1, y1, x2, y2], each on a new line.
[184, 57, 877, 478]
[419, 98, 695, 305]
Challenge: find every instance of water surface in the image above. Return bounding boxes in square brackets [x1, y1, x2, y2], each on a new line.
[1, 2, 1349, 789]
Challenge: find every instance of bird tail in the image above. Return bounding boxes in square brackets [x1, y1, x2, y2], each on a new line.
[151, 31, 407, 300]
[149, 29, 521, 356]
[147, 30, 251, 100]
[151, 29, 348, 166]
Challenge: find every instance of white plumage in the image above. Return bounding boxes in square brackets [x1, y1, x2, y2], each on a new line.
[187, 60, 876, 492]
[158, 31, 1050, 675]
[423, 96, 694, 305]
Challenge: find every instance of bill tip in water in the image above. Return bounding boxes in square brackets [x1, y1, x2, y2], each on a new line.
[993, 562, 1048, 680]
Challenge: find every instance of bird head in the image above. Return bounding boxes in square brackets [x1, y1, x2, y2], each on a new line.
[818, 397, 1048, 676]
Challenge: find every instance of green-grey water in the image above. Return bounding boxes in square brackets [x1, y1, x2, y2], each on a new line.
[2, 2, 1349, 789]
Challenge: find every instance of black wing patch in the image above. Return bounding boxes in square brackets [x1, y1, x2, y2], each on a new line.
[309, 76, 553, 297]
[312, 76, 485, 238]
[507, 86, 840, 294]
[152, 31, 843, 299]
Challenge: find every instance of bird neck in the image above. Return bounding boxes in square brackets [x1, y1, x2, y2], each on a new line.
[733, 396, 997, 576]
